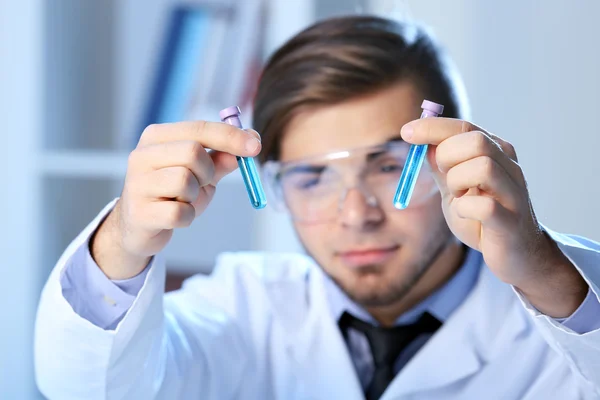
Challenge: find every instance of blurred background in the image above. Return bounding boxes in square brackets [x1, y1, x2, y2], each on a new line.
[1, 0, 599, 398]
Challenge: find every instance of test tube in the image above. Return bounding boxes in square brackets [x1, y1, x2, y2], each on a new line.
[219, 106, 267, 209]
[393, 100, 444, 210]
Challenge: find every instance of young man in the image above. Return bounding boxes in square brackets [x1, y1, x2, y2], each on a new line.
[35, 16, 600, 400]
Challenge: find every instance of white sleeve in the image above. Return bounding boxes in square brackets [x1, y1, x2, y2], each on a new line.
[34, 200, 252, 400]
[513, 228, 600, 396]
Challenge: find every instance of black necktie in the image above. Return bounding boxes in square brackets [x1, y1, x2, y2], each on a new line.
[339, 311, 442, 400]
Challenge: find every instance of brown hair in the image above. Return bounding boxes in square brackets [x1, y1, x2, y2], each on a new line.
[252, 15, 469, 163]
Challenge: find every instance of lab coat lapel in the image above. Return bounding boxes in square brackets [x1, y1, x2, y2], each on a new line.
[384, 262, 530, 398]
[286, 267, 364, 400]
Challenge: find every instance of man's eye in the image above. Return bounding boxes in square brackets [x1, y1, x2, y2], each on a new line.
[285, 174, 325, 191]
[298, 178, 320, 190]
[379, 163, 402, 173]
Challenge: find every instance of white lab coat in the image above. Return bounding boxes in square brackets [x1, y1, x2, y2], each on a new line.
[35, 201, 600, 399]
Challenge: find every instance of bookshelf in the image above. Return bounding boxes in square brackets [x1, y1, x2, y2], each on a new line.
[39, 0, 320, 284]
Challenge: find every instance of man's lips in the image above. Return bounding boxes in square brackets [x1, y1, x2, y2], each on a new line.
[337, 245, 400, 268]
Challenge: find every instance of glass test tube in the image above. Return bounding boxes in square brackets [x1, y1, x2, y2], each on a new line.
[219, 106, 267, 209]
[393, 100, 444, 210]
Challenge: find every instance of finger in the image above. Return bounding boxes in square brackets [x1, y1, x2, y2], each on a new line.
[401, 117, 485, 146]
[139, 201, 196, 230]
[487, 132, 518, 162]
[130, 141, 215, 186]
[452, 195, 515, 232]
[446, 156, 523, 211]
[138, 121, 262, 158]
[435, 131, 525, 187]
[136, 167, 200, 203]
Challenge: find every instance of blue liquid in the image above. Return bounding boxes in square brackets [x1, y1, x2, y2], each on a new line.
[393, 144, 428, 209]
[237, 156, 267, 209]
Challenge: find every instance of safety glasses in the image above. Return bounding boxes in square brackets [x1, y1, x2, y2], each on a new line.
[263, 140, 438, 223]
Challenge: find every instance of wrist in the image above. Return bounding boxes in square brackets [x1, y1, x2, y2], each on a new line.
[90, 202, 151, 280]
[515, 238, 588, 318]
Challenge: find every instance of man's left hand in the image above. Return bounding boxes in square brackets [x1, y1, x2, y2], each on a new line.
[401, 117, 587, 318]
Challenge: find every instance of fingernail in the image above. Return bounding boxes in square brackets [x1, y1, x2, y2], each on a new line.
[245, 128, 261, 142]
[246, 137, 261, 153]
[401, 123, 414, 140]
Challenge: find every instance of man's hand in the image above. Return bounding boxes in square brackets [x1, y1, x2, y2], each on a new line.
[91, 121, 262, 280]
[401, 117, 587, 318]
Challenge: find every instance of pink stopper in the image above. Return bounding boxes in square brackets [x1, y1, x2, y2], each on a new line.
[421, 100, 444, 115]
[219, 106, 242, 121]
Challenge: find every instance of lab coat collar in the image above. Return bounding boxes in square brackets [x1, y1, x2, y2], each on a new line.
[384, 266, 531, 398]
[285, 258, 530, 399]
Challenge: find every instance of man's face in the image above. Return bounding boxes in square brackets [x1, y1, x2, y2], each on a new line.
[279, 83, 452, 307]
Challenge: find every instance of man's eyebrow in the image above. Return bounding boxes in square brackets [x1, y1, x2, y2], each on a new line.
[365, 137, 404, 162]
[282, 164, 326, 177]
[386, 136, 403, 144]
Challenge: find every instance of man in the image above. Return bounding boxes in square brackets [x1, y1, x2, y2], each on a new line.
[35, 15, 600, 400]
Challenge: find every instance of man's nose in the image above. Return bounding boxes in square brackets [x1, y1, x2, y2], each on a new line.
[337, 187, 385, 228]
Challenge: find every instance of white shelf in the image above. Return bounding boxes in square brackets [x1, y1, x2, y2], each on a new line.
[40, 150, 243, 185]
[40, 150, 129, 178]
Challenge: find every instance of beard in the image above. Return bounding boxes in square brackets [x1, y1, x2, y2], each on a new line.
[329, 223, 454, 308]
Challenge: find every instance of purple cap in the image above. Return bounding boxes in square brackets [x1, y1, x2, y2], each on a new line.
[421, 100, 444, 115]
[219, 106, 241, 121]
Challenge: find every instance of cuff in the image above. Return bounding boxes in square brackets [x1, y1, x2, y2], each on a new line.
[60, 236, 152, 330]
[553, 288, 600, 334]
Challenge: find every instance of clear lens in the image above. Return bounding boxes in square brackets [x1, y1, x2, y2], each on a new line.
[264, 141, 438, 223]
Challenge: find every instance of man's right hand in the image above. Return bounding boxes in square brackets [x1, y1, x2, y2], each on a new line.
[91, 121, 262, 280]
